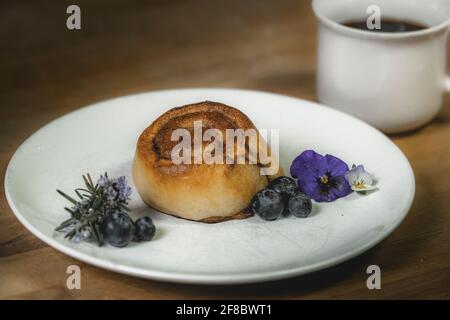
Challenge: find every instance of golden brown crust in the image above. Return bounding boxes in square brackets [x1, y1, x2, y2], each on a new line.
[133, 101, 283, 223]
[200, 209, 252, 223]
[137, 101, 263, 173]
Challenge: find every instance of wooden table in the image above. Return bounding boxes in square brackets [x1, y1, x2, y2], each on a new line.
[1, 0, 449, 300]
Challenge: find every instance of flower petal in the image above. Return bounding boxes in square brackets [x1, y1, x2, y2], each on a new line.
[344, 169, 358, 185]
[324, 154, 350, 177]
[351, 184, 378, 192]
[296, 170, 320, 198]
[331, 176, 352, 198]
[358, 171, 373, 185]
[290, 150, 323, 178]
[345, 164, 374, 186]
[310, 186, 331, 202]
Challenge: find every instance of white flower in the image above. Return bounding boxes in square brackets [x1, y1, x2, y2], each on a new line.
[345, 165, 378, 192]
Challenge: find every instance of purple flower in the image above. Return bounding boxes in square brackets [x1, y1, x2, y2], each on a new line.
[97, 174, 110, 188]
[73, 228, 92, 243]
[96, 173, 132, 210]
[115, 176, 132, 201]
[97, 174, 131, 202]
[345, 165, 378, 192]
[106, 186, 118, 202]
[290, 150, 352, 202]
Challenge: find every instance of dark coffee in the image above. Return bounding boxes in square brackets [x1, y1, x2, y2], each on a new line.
[343, 18, 427, 33]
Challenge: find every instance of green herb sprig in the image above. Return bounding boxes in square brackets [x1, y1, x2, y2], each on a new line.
[55, 173, 132, 246]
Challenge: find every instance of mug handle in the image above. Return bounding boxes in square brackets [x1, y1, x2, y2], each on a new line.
[447, 25, 450, 92]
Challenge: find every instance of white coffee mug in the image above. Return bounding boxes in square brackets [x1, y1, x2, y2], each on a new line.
[313, 0, 450, 133]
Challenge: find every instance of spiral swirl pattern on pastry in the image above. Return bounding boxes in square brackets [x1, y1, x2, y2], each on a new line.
[132, 101, 282, 223]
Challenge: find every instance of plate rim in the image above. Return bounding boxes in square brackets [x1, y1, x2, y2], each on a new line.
[4, 88, 416, 285]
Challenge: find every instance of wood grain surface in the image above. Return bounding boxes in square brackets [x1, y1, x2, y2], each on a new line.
[1, 0, 449, 300]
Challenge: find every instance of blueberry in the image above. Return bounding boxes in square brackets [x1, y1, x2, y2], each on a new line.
[100, 212, 135, 248]
[268, 176, 299, 215]
[251, 189, 284, 221]
[134, 216, 156, 241]
[268, 176, 299, 200]
[288, 193, 312, 218]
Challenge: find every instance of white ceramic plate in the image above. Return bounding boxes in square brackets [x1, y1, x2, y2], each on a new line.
[5, 89, 415, 284]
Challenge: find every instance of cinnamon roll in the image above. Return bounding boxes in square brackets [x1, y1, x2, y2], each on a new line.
[132, 101, 282, 223]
